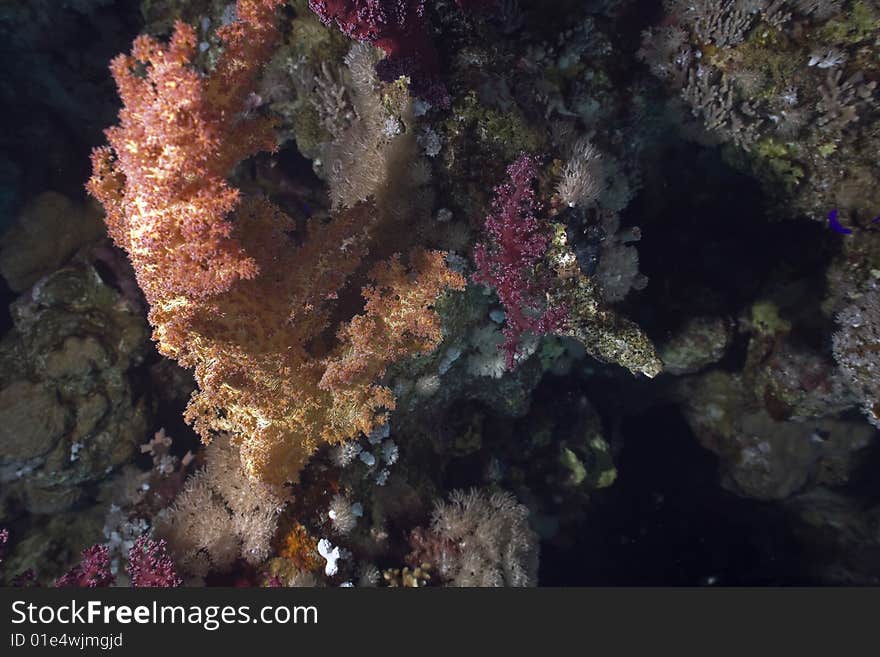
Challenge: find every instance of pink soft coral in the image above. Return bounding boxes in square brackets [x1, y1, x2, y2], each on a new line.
[127, 536, 182, 588]
[473, 154, 567, 368]
[55, 545, 115, 588]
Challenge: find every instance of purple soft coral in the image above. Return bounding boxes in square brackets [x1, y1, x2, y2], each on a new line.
[827, 209, 852, 235]
[0, 528, 8, 569]
[127, 536, 182, 588]
[473, 154, 567, 368]
[309, 0, 450, 106]
[55, 544, 115, 588]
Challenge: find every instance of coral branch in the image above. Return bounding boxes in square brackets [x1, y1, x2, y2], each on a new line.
[87, 1, 283, 301]
[473, 154, 568, 368]
[308, 0, 450, 106]
[55, 545, 115, 588]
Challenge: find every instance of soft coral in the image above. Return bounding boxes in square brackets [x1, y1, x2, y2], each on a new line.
[473, 154, 568, 368]
[309, 0, 450, 106]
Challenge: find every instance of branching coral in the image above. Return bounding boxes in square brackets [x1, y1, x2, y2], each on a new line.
[87, 0, 283, 301]
[55, 545, 114, 588]
[667, 0, 790, 48]
[816, 69, 877, 131]
[473, 153, 659, 377]
[308, 0, 450, 106]
[87, 0, 464, 486]
[640, 0, 880, 220]
[473, 154, 568, 368]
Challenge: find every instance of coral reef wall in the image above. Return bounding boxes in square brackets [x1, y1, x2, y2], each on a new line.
[1, 0, 878, 587]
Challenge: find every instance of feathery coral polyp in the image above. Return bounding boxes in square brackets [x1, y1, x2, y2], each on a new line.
[87, 0, 463, 485]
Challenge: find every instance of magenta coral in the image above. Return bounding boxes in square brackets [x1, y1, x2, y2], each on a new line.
[309, 0, 449, 106]
[55, 545, 115, 588]
[473, 154, 567, 368]
[127, 536, 182, 588]
[0, 528, 8, 569]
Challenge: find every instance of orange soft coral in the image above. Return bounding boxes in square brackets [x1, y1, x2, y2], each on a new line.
[87, 0, 464, 486]
[279, 523, 323, 573]
[87, 0, 283, 300]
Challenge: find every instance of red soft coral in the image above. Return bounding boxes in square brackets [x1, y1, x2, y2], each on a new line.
[55, 545, 115, 588]
[473, 154, 567, 368]
[309, 0, 449, 106]
[127, 536, 182, 588]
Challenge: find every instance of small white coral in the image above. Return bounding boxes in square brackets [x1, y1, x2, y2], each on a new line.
[438, 346, 462, 375]
[380, 440, 399, 465]
[415, 374, 442, 397]
[367, 423, 390, 445]
[375, 468, 390, 486]
[467, 325, 508, 379]
[418, 127, 442, 157]
[595, 213, 648, 303]
[808, 47, 847, 69]
[328, 494, 360, 534]
[331, 441, 362, 467]
[558, 139, 634, 212]
[357, 563, 381, 587]
[318, 538, 342, 576]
